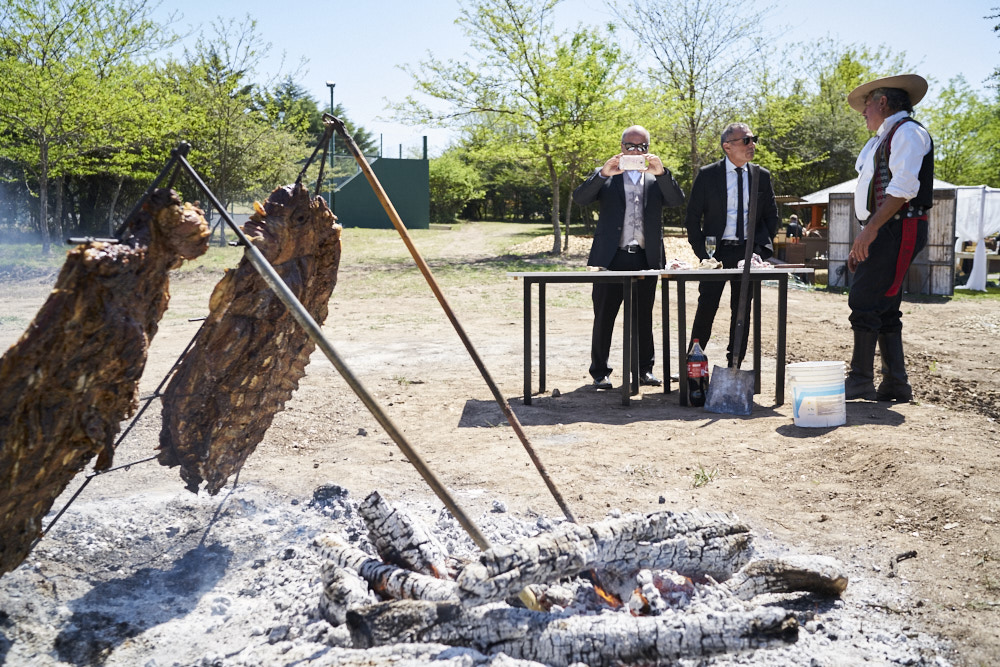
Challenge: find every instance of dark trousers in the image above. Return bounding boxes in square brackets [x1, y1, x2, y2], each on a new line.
[590, 249, 656, 380]
[690, 243, 752, 364]
[849, 218, 928, 333]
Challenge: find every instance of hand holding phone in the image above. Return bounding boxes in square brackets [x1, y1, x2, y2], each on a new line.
[618, 154, 647, 171]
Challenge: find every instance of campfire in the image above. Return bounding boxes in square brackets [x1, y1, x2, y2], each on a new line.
[313, 491, 847, 666]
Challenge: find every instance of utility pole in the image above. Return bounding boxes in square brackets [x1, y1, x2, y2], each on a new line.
[326, 81, 336, 208]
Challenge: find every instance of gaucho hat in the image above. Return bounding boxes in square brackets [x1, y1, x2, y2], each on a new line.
[847, 74, 928, 113]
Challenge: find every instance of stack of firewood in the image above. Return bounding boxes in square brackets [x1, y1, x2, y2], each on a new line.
[314, 492, 848, 666]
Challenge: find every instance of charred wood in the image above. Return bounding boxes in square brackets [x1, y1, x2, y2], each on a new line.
[315, 535, 459, 604]
[724, 556, 849, 600]
[0, 190, 208, 575]
[157, 183, 341, 494]
[358, 491, 454, 579]
[319, 562, 378, 626]
[347, 599, 797, 666]
[456, 510, 752, 605]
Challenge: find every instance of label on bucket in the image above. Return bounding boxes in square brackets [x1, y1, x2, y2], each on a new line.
[792, 387, 846, 427]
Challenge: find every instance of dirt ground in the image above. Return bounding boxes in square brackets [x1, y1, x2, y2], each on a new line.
[1, 223, 999, 665]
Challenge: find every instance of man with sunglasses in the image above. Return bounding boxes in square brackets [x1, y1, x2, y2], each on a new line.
[844, 74, 932, 402]
[573, 125, 684, 390]
[685, 122, 779, 367]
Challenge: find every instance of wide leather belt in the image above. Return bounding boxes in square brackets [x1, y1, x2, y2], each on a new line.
[720, 239, 745, 246]
[619, 245, 642, 253]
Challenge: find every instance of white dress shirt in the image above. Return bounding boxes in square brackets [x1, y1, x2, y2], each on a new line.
[723, 157, 749, 240]
[854, 110, 933, 219]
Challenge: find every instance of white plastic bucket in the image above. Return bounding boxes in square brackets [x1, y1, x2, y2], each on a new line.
[787, 361, 846, 427]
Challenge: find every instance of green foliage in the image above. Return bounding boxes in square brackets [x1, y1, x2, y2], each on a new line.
[428, 151, 484, 223]
[692, 463, 718, 488]
[611, 0, 777, 176]
[395, 0, 628, 252]
[751, 40, 911, 198]
[0, 0, 180, 251]
[923, 77, 1000, 187]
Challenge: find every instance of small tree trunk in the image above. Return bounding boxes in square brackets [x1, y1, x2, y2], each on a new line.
[107, 175, 124, 236]
[562, 184, 574, 252]
[53, 176, 64, 243]
[38, 144, 51, 254]
[546, 154, 561, 255]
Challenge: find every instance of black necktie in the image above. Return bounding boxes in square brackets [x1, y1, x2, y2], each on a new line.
[736, 167, 745, 242]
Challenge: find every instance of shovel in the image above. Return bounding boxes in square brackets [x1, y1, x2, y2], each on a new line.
[705, 165, 759, 416]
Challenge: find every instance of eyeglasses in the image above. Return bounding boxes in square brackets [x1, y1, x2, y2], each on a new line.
[726, 135, 759, 146]
[622, 142, 649, 152]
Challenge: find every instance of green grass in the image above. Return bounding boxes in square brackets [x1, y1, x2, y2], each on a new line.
[0, 221, 585, 297]
[952, 284, 1000, 299]
[693, 463, 718, 488]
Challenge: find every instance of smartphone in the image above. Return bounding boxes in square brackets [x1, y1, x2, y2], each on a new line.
[618, 155, 647, 171]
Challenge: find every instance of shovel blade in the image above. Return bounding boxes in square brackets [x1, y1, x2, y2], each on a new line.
[704, 364, 754, 415]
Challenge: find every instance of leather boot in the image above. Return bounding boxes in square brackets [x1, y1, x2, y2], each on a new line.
[876, 332, 913, 402]
[845, 329, 878, 400]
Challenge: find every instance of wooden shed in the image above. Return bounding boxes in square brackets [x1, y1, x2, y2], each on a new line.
[826, 188, 957, 296]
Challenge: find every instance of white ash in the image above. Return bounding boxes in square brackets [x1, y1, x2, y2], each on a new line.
[0, 482, 952, 666]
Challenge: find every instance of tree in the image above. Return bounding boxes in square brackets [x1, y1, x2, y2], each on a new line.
[0, 0, 178, 252]
[749, 40, 912, 198]
[610, 0, 776, 181]
[428, 149, 485, 223]
[166, 16, 308, 209]
[923, 77, 1000, 187]
[396, 0, 627, 253]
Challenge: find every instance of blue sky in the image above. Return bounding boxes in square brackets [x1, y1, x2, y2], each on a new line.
[157, 0, 998, 156]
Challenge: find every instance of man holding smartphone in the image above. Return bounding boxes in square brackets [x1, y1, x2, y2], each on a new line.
[573, 125, 685, 390]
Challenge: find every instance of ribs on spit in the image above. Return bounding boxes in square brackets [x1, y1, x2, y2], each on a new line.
[0, 190, 209, 576]
[157, 183, 341, 495]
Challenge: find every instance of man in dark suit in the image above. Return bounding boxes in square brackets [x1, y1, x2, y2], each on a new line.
[573, 125, 685, 389]
[685, 122, 779, 366]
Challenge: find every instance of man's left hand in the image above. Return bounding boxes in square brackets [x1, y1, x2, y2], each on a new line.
[645, 154, 666, 176]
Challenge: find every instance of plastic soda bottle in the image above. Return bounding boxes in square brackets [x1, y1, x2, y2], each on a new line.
[687, 339, 708, 407]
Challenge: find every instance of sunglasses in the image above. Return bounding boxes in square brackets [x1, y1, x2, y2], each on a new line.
[726, 135, 759, 146]
[622, 142, 649, 152]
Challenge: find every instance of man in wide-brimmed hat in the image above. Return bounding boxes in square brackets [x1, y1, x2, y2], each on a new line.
[844, 74, 933, 402]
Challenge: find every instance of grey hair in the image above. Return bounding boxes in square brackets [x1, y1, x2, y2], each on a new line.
[621, 125, 651, 143]
[720, 123, 752, 145]
[868, 87, 914, 114]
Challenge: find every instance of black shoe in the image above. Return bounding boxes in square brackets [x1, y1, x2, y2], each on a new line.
[593, 376, 613, 390]
[640, 372, 662, 387]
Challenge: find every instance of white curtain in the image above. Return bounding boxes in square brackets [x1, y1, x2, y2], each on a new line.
[955, 186, 1000, 291]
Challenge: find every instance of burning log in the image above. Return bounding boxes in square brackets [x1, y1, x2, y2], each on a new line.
[347, 599, 797, 666]
[723, 555, 849, 600]
[0, 190, 209, 575]
[456, 510, 751, 605]
[157, 183, 341, 494]
[358, 491, 454, 579]
[314, 535, 459, 606]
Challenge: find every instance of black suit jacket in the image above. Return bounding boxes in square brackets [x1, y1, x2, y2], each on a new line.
[685, 159, 779, 260]
[573, 168, 684, 270]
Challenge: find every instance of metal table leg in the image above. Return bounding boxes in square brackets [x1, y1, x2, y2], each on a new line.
[621, 277, 632, 406]
[523, 279, 533, 405]
[776, 274, 788, 406]
[676, 279, 688, 406]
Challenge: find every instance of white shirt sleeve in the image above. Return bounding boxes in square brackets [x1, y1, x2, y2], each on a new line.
[885, 121, 932, 202]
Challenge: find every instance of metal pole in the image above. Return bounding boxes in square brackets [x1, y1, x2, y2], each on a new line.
[326, 81, 336, 208]
[325, 114, 578, 524]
